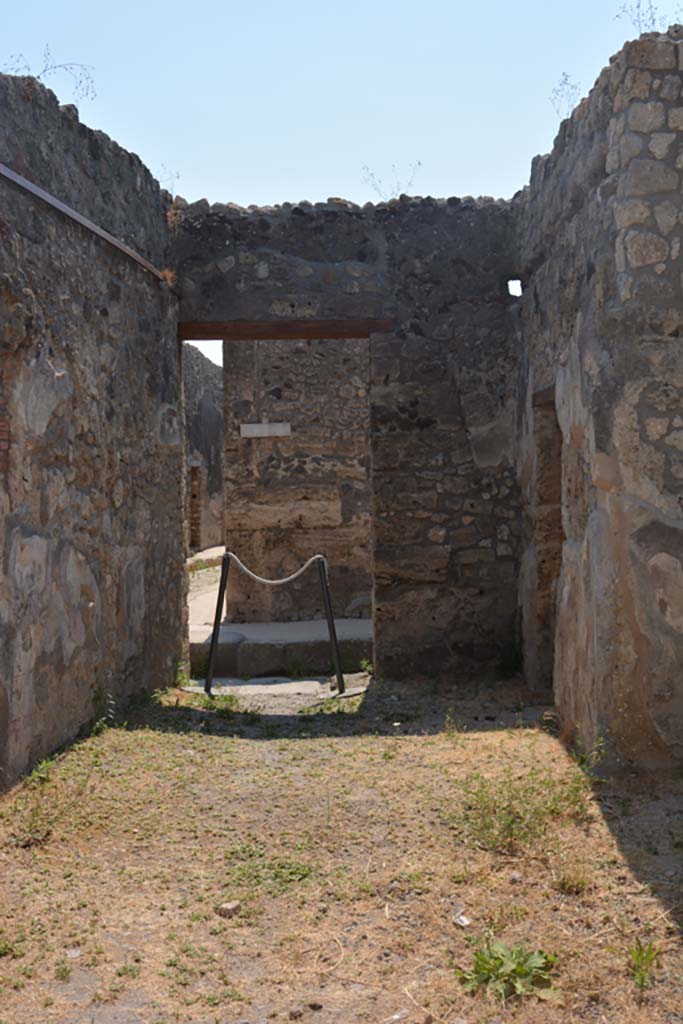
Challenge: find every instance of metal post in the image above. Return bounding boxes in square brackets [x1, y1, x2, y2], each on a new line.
[205, 553, 231, 696]
[317, 557, 345, 695]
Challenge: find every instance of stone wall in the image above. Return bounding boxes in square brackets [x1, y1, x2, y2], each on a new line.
[172, 199, 523, 667]
[6, 28, 683, 777]
[0, 75, 185, 785]
[182, 343, 223, 551]
[221, 335, 371, 622]
[370, 200, 521, 678]
[516, 28, 683, 767]
[173, 200, 381, 621]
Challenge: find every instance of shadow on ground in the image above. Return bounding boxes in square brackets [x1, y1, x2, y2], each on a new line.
[128, 673, 550, 740]
[125, 674, 683, 944]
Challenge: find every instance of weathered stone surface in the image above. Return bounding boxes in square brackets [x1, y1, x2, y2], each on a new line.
[625, 229, 669, 266]
[621, 157, 679, 195]
[614, 198, 651, 228]
[667, 106, 683, 128]
[0, 75, 185, 786]
[627, 100, 665, 132]
[517, 27, 683, 768]
[183, 343, 223, 550]
[171, 198, 522, 674]
[219, 334, 372, 622]
[648, 131, 676, 158]
[653, 198, 679, 234]
[624, 38, 676, 70]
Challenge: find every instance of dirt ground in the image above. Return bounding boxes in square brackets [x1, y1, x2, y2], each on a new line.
[1, 676, 682, 1024]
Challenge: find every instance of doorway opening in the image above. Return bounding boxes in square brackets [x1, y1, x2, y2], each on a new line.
[179, 319, 392, 685]
[530, 388, 565, 686]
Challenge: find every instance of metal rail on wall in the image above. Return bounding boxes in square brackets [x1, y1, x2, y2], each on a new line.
[204, 552, 346, 696]
[0, 162, 166, 281]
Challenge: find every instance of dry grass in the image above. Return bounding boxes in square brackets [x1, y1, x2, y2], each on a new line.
[0, 679, 682, 1024]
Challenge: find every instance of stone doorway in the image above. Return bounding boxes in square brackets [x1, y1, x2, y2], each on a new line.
[522, 386, 565, 690]
[179, 320, 391, 680]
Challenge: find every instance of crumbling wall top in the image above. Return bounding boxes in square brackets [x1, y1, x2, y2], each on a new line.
[0, 73, 170, 264]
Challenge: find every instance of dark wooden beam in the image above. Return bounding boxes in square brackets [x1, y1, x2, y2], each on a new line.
[177, 318, 394, 341]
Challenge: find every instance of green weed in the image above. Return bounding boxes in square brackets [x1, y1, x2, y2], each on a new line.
[571, 731, 605, 781]
[445, 766, 590, 854]
[299, 695, 362, 716]
[54, 960, 71, 982]
[0, 936, 22, 959]
[627, 937, 660, 992]
[190, 693, 241, 719]
[225, 841, 314, 896]
[9, 761, 93, 849]
[457, 936, 558, 1002]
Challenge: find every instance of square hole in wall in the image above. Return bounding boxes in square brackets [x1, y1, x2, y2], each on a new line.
[507, 279, 523, 297]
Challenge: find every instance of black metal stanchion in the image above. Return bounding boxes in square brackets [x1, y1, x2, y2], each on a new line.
[317, 557, 345, 695]
[205, 553, 231, 696]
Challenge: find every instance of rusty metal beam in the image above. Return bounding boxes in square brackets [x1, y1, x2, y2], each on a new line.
[0, 162, 166, 281]
[177, 318, 394, 342]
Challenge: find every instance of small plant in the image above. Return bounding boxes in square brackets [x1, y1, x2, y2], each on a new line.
[9, 761, 93, 849]
[0, 936, 21, 959]
[225, 841, 314, 896]
[457, 936, 559, 1001]
[191, 693, 241, 718]
[571, 731, 606, 782]
[116, 960, 141, 978]
[446, 766, 590, 854]
[87, 691, 116, 737]
[550, 73, 581, 120]
[627, 937, 660, 992]
[444, 708, 466, 743]
[554, 853, 594, 896]
[54, 960, 71, 982]
[361, 160, 422, 200]
[3, 44, 95, 101]
[360, 658, 374, 675]
[299, 694, 362, 716]
[175, 664, 191, 688]
[615, 0, 671, 32]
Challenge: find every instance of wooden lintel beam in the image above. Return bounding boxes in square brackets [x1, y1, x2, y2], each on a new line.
[177, 318, 394, 342]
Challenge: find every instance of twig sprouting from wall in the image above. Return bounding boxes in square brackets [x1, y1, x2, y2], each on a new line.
[2, 44, 95, 101]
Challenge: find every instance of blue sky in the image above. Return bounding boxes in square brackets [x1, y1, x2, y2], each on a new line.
[5, 0, 676, 207]
[5, 0, 679, 364]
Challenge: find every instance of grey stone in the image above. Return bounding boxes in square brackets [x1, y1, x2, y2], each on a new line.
[625, 230, 669, 267]
[627, 101, 665, 132]
[216, 900, 242, 918]
[622, 158, 679, 195]
[649, 132, 676, 159]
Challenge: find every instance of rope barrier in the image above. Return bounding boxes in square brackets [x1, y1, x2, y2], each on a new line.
[204, 550, 345, 695]
[225, 551, 326, 587]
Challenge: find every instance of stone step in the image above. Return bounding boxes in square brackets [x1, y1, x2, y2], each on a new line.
[189, 618, 372, 678]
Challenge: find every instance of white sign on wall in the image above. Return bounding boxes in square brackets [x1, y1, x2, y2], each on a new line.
[240, 422, 291, 438]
